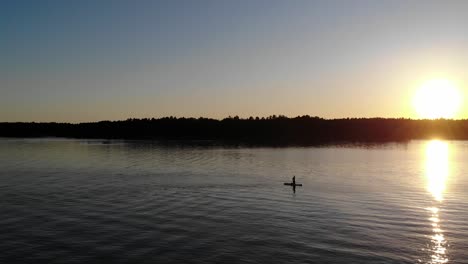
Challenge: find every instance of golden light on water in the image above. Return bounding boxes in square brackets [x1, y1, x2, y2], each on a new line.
[414, 79, 462, 119]
[424, 140, 450, 264]
[426, 205, 448, 264]
[425, 140, 449, 201]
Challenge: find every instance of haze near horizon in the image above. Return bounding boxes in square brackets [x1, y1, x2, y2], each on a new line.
[2, 0, 468, 122]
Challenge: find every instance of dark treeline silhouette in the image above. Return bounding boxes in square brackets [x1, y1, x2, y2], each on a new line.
[2, 115, 468, 145]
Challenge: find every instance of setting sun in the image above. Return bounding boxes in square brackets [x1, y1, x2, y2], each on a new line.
[413, 79, 462, 119]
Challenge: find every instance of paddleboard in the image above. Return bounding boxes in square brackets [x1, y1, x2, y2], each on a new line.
[284, 183, 302, 186]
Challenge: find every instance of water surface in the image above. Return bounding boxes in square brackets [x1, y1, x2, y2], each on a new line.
[1, 139, 468, 263]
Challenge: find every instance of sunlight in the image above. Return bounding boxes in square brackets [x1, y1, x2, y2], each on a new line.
[424, 140, 450, 263]
[426, 206, 448, 264]
[425, 140, 449, 202]
[413, 79, 462, 119]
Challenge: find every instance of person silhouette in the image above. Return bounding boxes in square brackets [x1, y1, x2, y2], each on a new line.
[292, 176, 295, 185]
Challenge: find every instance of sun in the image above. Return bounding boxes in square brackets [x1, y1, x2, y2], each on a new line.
[413, 79, 462, 119]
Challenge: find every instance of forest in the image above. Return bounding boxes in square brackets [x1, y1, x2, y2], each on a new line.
[2, 116, 468, 145]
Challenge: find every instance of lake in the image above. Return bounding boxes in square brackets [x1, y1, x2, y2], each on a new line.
[1, 138, 468, 263]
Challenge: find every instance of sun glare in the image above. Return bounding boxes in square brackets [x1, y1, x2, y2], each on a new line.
[425, 140, 449, 202]
[413, 79, 462, 119]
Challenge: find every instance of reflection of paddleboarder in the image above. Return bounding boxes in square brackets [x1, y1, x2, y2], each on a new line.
[292, 176, 296, 185]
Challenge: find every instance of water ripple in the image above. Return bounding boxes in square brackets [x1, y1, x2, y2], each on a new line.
[1, 139, 468, 263]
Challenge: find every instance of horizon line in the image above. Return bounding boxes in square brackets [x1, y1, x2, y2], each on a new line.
[3, 115, 468, 124]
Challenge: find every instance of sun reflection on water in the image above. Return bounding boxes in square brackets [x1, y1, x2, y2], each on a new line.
[425, 206, 448, 264]
[424, 140, 449, 264]
[425, 140, 449, 202]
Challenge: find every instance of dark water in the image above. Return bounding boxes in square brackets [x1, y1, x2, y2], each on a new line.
[1, 138, 468, 263]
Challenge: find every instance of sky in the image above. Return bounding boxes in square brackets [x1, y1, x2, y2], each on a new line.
[2, 0, 468, 122]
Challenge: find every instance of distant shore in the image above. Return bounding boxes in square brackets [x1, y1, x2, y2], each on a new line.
[2, 116, 468, 145]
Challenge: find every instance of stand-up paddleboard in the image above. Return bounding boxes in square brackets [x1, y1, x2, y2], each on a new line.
[283, 183, 302, 186]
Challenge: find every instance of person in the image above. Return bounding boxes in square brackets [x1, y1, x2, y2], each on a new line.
[292, 176, 296, 185]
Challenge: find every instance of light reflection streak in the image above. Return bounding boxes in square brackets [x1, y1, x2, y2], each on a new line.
[424, 140, 449, 264]
[426, 206, 448, 264]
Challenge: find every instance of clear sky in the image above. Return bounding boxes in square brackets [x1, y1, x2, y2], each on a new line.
[2, 0, 468, 122]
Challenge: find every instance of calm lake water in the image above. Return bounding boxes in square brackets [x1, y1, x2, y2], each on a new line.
[1, 138, 468, 264]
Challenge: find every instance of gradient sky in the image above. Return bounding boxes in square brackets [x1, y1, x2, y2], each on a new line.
[2, 0, 468, 122]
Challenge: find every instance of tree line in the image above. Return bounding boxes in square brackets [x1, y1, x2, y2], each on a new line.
[2, 115, 468, 145]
